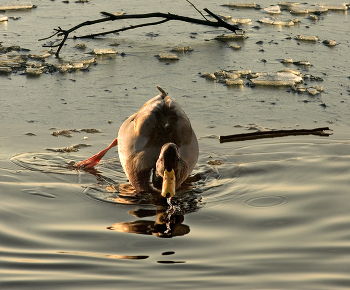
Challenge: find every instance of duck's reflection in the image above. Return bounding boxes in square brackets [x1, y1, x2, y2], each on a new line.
[80, 169, 203, 238]
[107, 206, 190, 238]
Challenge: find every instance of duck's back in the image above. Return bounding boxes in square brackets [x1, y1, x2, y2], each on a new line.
[117, 94, 198, 192]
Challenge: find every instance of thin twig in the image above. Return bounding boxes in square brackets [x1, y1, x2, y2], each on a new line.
[185, 0, 208, 21]
[74, 18, 170, 39]
[219, 127, 331, 143]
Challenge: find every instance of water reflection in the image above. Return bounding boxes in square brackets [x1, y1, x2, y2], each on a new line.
[108, 206, 190, 238]
[58, 251, 149, 260]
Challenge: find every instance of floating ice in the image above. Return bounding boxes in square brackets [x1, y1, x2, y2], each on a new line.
[264, 5, 281, 14]
[295, 34, 319, 42]
[259, 17, 294, 26]
[156, 53, 179, 61]
[26, 67, 43, 76]
[0, 14, 8, 22]
[278, 2, 301, 10]
[229, 44, 241, 50]
[201, 72, 216, 80]
[225, 79, 244, 86]
[0, 2, 34, 10]
[231, 18, 252, 24]
[249, 71, 303, 86]
[93, 48, 117, 55]
[0, 66, 11, 73]
[320, 4, 347, 11]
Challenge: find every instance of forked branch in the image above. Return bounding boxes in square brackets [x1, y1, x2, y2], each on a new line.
[39, 8, 240, 57]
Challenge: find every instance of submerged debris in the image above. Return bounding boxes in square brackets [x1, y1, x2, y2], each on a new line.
[46, 144, 91, 153]
[215, 33, 246, 41]
[223, 3, 258, 8]
[80, 128, 101, 133]
[207, 159, 223, 165]
[51, 128, 100, 137]
[323, 39, 336, 46]
[171, 46, 193, 53]
[75, 43, 87, 49]
[0, 44, 96, 75]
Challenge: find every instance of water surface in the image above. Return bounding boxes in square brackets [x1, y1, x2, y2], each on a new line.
[1, 1, 350, 289]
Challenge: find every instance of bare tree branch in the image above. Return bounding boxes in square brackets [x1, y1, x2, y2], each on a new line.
[40, 8, 240, 57]
[219, 127, 331, 143]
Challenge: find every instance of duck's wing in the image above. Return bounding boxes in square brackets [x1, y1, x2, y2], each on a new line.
[162, 96, 199, 177]
[117, 94, 166, 191]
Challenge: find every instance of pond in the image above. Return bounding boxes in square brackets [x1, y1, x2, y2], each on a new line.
[1, 0, 350, 289]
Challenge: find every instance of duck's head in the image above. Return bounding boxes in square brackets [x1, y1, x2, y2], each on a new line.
[156, 143, 181, 198]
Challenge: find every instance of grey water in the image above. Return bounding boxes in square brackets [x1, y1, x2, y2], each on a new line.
[1, 0, 350, 289]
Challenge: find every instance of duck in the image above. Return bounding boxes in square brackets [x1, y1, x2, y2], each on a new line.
[75, 86, 199, 198]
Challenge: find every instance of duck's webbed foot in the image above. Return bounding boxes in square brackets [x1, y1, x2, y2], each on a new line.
[74, 138, 118, 169]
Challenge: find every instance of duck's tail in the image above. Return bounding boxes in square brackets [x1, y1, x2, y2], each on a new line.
[157, 86, 168, 99]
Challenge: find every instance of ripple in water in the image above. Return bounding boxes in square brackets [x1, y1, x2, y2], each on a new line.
[243, 195, 290, 208]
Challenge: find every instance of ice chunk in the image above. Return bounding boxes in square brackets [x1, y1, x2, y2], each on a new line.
[320, 4, 347, 11]
[231, 18, 252, 24]
[264, 5, 281, 14]
[295, 34, 319, 42]
[290, 7, 309, 14]
[0, 2, 34, 10]
[249, 71, 303, 86]
[156, 53, 179, 61]
[215, 71, 240, 79]
[229, 45, 241, 50]
[278, 2, 301, 10]
[26, 67, 43, 76]
[0, 14, 8, 22]
[93, 48, 117, 55]
[259, 17, 294, 26]
[201, 73, 216, 80]
[0, 66, 12, 73]
[225, 79, 244, 86]
[293, 60, 311, 66]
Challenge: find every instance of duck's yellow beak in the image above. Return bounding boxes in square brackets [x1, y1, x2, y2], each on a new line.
[161, 169, 176, 198]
